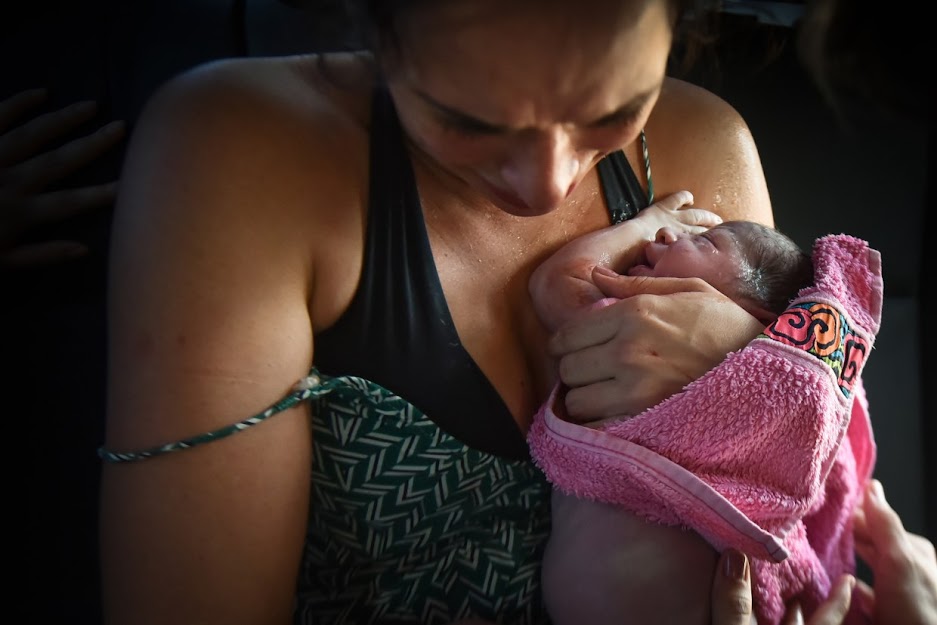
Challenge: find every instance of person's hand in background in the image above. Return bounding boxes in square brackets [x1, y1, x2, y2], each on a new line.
[852, 479, 937, 625]
[0, 88, 124, 267]
[711, 479, 937, 625]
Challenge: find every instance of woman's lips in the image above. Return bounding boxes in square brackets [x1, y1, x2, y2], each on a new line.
[479, 176, 582, 214]
[484, 181, 530, 211]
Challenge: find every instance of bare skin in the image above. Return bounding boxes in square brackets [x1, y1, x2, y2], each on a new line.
[100, 2, 773, 623]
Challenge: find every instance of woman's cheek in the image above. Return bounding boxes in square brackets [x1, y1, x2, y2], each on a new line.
[420, 131, 506, 169]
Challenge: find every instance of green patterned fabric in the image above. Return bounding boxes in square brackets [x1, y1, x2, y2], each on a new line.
[295, 370, 552, 625]
[98, 368, 552, 623]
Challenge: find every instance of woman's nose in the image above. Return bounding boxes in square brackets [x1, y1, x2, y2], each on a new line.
[500, 128, 581, 212]
[655, 226, 678, 244]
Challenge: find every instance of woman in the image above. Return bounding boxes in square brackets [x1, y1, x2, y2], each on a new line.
[99, 1, 780, 623]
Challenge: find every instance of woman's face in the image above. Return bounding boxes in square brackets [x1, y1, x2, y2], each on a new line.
[382, 0, 676, 217]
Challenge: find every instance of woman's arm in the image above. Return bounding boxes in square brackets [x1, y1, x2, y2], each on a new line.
[528, 190, 720, 332]
[100, 58, 351, 625]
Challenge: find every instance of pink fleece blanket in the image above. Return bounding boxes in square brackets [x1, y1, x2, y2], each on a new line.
[528, 234, 882, 625]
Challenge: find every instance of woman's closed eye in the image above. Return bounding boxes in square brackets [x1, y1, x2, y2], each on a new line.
[438, 112, 505, 137]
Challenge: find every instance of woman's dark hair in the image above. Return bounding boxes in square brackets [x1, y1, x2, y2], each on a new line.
[340, 0, 715, 69]
[722, 221, 815, 316]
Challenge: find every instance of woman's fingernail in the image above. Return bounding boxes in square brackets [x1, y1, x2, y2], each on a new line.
[870, 479, 885, 501]
[789, 603, 805, 625]
[592, 265, 618, 278]
[723, 549, 749, 581]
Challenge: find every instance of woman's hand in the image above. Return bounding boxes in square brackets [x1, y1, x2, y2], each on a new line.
[548, 268, 765, 422]
[0, 88, 124, 267]
[711, 549, 856, 625]
[529, 190, 721, 333]
[627, 189, 722, 241]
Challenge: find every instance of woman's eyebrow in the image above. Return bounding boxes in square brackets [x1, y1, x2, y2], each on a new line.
[412, 83, 661, 130]
[588, 88, 659, 126]
[413, 88, 509, 132]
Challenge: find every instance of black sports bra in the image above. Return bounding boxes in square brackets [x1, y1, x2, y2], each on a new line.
[313, 88, 651, 461]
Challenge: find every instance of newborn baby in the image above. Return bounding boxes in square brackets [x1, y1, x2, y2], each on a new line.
[529, 190, 815, 625]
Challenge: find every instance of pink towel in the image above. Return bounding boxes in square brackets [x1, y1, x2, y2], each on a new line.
[528, 234, 881, 625]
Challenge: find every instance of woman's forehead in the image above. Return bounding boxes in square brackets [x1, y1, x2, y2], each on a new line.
[389, 0, 675, 125]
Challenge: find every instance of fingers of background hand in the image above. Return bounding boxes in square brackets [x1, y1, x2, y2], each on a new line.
[1, 120, 125, 190]
[782, 604, 806, 625]
[853, 579, 875, 618]
[0, 98, 102, 166]
[0, 88, 48, 133]
[858, 480, 912, 565]
[805, 575, 854, 625]
[0, 182, 118, 240]
[711, 549, 755, 625]
[907, 533, 937, 564]
[1, 240, 88, 267]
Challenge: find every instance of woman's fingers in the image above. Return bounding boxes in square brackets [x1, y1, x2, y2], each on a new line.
[674, 207, 723, 228]
[589, 270, 720, 300]
[547, 295, 628, 358]
[711, 549, 756, 625]
[650, 189, 694, 211]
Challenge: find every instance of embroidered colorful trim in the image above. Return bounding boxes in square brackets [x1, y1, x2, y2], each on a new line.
[759, 301, 870, 398]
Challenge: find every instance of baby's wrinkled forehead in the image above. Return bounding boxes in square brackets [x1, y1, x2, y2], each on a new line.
[710, 220, 774, 249]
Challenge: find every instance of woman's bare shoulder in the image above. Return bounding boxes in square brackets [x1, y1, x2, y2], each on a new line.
[644, 77, 773, 225]
[117, 53, 373, 255]
[131, 53, 371, 188]
[111, 54, 374, 341]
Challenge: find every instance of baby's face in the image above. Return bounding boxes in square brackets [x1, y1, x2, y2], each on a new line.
[627, 224, 745, 297]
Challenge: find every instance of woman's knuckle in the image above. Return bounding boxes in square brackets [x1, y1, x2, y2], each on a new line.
[727, 593, 753, 616]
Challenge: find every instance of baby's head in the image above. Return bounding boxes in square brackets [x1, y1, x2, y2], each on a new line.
[628, 221, 814, 324]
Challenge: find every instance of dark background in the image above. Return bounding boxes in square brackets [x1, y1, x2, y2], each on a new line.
[2, 1, 932, 623]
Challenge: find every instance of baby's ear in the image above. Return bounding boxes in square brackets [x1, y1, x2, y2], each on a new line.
[741, 300, 777, 327]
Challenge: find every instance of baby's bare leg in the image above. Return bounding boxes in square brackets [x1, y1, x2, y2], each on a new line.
[543, 490, 718, 625]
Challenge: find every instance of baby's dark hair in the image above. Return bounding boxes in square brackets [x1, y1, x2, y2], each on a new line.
[721, 221, 815, 316]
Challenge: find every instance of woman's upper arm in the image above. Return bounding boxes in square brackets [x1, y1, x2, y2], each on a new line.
[101, 61, 325, 625]
[647, 78, 774, 227]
